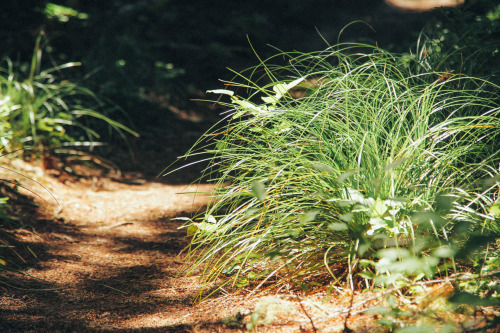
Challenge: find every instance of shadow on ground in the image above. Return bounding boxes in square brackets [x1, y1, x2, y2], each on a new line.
[0, 174, 243, 332]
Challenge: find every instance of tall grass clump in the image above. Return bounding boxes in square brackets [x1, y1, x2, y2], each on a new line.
[172, 42, 500, 295]
[0, 35, 138, 154]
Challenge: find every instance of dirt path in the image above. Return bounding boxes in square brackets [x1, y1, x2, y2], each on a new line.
[0, 160, 383, 332]
[0, 160, 254, 332]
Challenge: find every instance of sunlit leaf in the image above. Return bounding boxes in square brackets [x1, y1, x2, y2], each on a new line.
[222, 264, 241, 275]
[300, 210, 319, 223]
[339, 212, 353, 222]
[206, 215, 217, 223]
[488, 200, 500, 218]
[377, 248, 411, 260]
[232, 98, 261, 111]
[432, 246, 456, 258]
[251, 180, 267, 202]
[311, 162, 334, 173]
[328, 222, 349, 231]
[206, 89, 234, 96]
[371, 198, 388, 219]
[272, 83, 289, 96]
[261, 96, 278, 104]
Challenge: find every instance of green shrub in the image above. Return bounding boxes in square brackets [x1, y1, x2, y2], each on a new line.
[0, 35, 138, 154]
[170, 42, 500, 296]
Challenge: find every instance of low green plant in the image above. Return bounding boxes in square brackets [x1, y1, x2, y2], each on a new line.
[44, 2, 88, 22]
[169, 40, 499, 301]
[0, 34, 138, 154]
[415, 0, 500, 82]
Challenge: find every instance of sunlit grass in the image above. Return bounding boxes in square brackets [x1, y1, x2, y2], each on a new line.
[169, 42, 500, 297]
[0, 34, 138, 154]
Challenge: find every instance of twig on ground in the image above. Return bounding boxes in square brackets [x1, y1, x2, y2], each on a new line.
[342, 289, 355, 333]
[292, 290, 317, 333]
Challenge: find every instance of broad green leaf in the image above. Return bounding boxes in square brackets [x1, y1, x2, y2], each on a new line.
[232, 98, 260, 111]
[377, 319, 395, 327]
[261, 96, 278, 104]
[300, 210, 319, 223]
[432, 246, 456, 258]
[367, 217, 386, 235]
[339, 212, 353, 222]
[234, 253, 261, 261]
[328, 222, 349, 231]
[359, 259, 377, 267]
[482, 174, 500, 188]
[196, 222, 218, 233]
[344, 187, 365, 203]
[265, 250, 283, 260]
[396, 326, 435, 333]
[411, 211, 447, 228]
[251, 180, 267, 202]
[272, 83, 289, 96]
[265, 77, 307, 104]
[311, 162, 334, 173]
[216, 141, 228, 150]
[488, 200, 500, 218]
[222, 264, 241, 275]
[377, 248, 411, 260]
[371, 198, 388, 219]
[206, 215, 217, 223]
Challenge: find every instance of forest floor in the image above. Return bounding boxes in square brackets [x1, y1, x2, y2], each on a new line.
[0, 154, 390, 332]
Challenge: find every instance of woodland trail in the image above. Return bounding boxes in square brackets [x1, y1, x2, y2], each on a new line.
[0, 160, 256, 332]
[0, 160, 380, 332]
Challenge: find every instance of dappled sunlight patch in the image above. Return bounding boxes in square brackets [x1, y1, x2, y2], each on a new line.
[385, 0, 464, 11]
[50, 182, 214, 225]
[0, 157, 231, 331]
